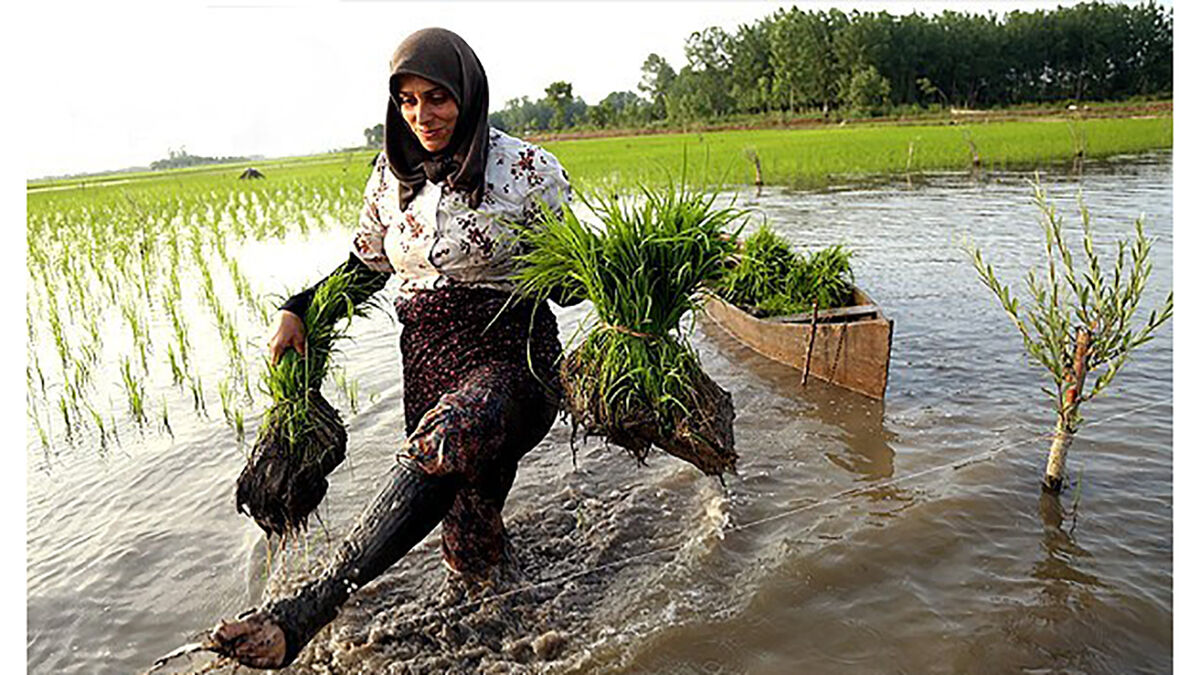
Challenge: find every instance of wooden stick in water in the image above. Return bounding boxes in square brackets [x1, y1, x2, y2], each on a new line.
[802, 299, 818, 385]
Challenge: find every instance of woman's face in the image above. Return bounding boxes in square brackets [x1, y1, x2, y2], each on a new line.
[395, 74, 460, 153]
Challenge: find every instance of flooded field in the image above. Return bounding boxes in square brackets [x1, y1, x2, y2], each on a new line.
[26, 153, 1172, 674]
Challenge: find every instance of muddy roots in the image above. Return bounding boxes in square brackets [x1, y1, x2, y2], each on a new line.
[236, 390, 347, 538]
[560, 348, 737, 476]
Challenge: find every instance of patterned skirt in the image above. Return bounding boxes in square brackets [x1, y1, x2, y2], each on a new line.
[394, 285, 562, 576]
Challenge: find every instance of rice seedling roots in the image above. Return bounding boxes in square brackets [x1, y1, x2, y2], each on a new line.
[560, 349, 737, 477]
[236, 390, 347, 538]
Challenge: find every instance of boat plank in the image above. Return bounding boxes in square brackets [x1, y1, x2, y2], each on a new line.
[701, 291, 893, 399]
[767, 304, 880, 324]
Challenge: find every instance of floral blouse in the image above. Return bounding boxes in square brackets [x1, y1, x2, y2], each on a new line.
[351, 127, 571, 298]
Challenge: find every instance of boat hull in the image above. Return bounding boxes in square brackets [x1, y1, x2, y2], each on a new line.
[701, 289, 893, 400]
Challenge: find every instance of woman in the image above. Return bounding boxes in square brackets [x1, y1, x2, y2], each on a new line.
[210, 27, 575, 668]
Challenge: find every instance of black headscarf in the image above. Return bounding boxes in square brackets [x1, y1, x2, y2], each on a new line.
[385, 28, 490, 210]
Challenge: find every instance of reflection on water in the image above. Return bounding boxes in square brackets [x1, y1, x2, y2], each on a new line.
[1036, 492, 1104, 590]
[698, 311, 897, 483]
[26, 154, 1172, 674]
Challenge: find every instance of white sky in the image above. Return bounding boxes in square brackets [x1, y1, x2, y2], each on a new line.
[14, 0, 1172, 178]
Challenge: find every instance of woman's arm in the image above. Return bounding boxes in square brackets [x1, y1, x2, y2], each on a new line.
[278, 253, 390, 318]
[268, 254, 390, 365]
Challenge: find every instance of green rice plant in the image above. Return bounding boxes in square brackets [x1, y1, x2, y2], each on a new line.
[136, 233, 155, 303]
[214, 305, 244, 373]
[26, 293, 36, 343]
[161, 396, 173, 439]
[32, 409, 50, 452]
[260, 269, 377, 448]
[541, 117, 1172, 191]
[71, 358, 94, 398]
[196, 255, 218, 309]
[255, 300, 272, 328]
[85, 403, 109, 452]
[717, 225, 854, 316]
[330, 366, 361, 415]
[512, 181, 744, 475]
[719, 225, 798, 312]
[109, 413, 120, 446]
[212, 225, 230, 264]
[167, 344, 185, 387]
[234, 408, 245, 444]
[120, 297, 151, 373]
[792, 244, 855, 310]
[58, 394, 73, 440]
[163, 285, 191, 370]
[230, 199, 249, 242]
[219, 378, 234, 426]
[84, 314, 103, 361]
[120, 356, 147, 427]
[189, 375, 207, 415]
[227, 257, 258, 311]
[46, 298, 70, 376]
[30, 349, 46, 397]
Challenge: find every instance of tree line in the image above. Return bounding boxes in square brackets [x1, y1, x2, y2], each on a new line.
[150, 147, 250, 170]
[479, 1, 1171, 135]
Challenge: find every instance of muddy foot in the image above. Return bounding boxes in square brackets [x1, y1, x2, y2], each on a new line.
[210, 610, 288, 669]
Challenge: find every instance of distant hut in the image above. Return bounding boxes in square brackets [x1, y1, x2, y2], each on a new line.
[239, 167, 265, 180]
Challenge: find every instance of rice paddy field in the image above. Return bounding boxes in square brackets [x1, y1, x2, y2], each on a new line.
[26, 115, 1172, 674]
[24, 115, 1172, 457]
[541, 116, 1173, 189]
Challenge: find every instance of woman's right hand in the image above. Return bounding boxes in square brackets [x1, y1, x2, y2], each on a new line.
[210, 610, 287, 668]
[267, 310, 306, 366]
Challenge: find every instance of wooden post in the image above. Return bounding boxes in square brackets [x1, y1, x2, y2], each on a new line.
[1043, 328, 1091, 493]
[905, 141, 915, 187]
[745, 149, 764, 195]
[801, 299, 819, 385]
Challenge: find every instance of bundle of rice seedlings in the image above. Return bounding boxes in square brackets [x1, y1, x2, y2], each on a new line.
[796, 243, 854, 310]
[719, 225, 798, 312]
[235, 270, 376, 538]
[514, 184, 744, 476]
[718, 225, 854, 316]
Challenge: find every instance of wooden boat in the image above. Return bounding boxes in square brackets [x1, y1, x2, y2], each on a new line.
[701, 287, 894, 399]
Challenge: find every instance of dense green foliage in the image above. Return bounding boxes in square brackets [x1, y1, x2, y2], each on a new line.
[718, 226, 797, 311]
[719, 226, 854, 316]
[490, 2, 1172, 133]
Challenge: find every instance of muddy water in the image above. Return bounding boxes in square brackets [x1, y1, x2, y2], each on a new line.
[26, 154, 1172, 674]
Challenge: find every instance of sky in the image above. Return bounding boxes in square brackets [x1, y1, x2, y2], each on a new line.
[15, 0, 1173, 178]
